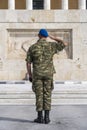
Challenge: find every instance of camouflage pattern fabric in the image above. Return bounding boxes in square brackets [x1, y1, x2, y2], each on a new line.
[26, 38, 65, 111]
[26, 39, 65, 78]
[33, 77, 53, 111]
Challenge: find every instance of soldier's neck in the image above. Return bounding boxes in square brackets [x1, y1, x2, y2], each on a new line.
[39, 37, 47, 40]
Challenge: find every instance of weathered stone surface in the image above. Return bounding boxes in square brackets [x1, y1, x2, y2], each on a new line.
[0, 10, 87, 80]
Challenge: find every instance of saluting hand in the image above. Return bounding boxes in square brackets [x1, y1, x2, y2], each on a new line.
[49, 35, 68, 46]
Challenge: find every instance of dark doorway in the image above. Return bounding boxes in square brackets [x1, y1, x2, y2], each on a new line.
[33, 0, 44, 9]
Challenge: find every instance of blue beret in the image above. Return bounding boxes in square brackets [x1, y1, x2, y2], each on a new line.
[39, 29, 48, 37]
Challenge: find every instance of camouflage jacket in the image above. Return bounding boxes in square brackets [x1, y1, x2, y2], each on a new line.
[26, 38, 65, 79]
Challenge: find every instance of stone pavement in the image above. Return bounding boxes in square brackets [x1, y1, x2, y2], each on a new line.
[0, 105, 87, 130]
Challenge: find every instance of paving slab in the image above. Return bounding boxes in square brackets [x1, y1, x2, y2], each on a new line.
[0, 105, 87, 130]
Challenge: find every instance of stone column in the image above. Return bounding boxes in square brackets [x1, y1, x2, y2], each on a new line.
[44, 0, 51, 10]
[26, 0, 33, 10]
[62, 0, 68, 10]
[78, 0, 86, 9]
[8, 0, 15, 10]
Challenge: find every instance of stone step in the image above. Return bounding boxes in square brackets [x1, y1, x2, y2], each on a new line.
[0, 93, 87, 98]
[0, 81, 87, 105]
[0, 99, 87, 105]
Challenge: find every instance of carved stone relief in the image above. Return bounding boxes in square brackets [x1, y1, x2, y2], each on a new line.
[7, 29, 38, 59]
[0, 29, 73, 80]
[7, 29, 72, 59]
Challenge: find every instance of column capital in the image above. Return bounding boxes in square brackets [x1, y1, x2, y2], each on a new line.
[78, 0, 86, 9]
[44, 0, 51, 10]
[26, 0, 33, 10]
[8, 0, 15, 10]
[62, 0, 68, 10]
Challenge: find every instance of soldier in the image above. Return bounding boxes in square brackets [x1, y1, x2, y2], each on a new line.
[26, 29, 68, 124]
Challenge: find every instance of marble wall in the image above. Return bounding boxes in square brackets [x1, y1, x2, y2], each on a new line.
[0, 10, 87, 81]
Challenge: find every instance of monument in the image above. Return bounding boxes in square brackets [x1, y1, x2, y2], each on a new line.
[0, 0, 87, 81]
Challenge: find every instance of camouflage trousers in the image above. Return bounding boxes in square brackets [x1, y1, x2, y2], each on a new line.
[32, 78, 54, 111]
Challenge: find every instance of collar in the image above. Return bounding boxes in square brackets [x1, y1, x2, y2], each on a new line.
[38, 38, 47, 42]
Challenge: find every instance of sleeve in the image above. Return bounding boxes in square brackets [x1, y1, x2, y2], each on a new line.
[25, 47, 33, 63]
[51, 41, 66, 53]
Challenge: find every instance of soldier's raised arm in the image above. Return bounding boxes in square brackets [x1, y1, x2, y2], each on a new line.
[49, 35, 68, 46]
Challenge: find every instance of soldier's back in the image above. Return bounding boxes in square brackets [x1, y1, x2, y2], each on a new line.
[31, 39, 55, 78]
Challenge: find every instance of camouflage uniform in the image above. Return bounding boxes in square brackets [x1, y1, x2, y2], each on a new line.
[26, 39, 65, 111]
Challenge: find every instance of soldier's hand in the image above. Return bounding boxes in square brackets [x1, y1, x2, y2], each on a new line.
[29, 77, 32, 82]
[32, 86, 35, 92]
[64, 42, 68, 46]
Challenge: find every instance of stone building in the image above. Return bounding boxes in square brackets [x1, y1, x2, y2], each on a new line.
[0, 0, 87, 81]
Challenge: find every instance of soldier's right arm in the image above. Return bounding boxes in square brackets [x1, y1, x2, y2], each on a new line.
[49, 35, 68, 52]
[49, 35, 68, 46]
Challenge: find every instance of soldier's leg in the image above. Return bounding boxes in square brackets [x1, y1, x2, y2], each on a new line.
[43, 79, 52, 110]
[33, 79, 44, 123]
[35, 79, 43, 111]
[43, 79, 53, 124]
